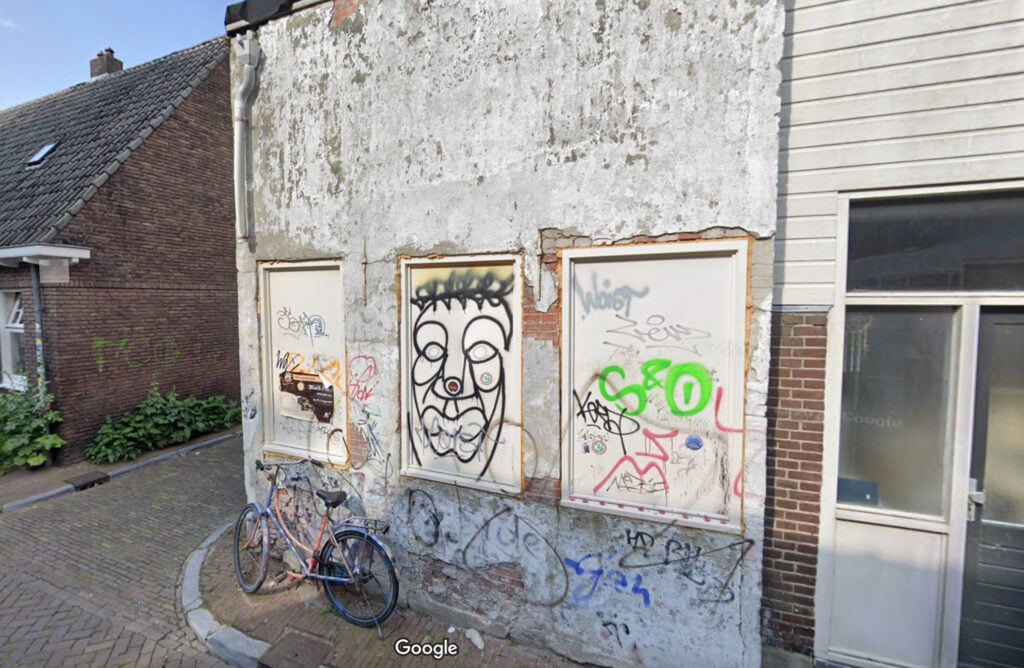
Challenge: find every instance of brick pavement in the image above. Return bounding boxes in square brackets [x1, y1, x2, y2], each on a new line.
[200, 517, 586, 668]
[0, 437, 245, 667]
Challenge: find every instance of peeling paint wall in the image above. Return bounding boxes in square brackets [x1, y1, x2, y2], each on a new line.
[233, 1, 782, 665]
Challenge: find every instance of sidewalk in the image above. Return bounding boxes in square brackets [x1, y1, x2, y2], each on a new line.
[1, 430, 585, 667]
[192, 525, 586, 667]
[0, 427, 241, 511]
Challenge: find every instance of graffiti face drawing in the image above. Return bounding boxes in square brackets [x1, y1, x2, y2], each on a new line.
[409, 270, 513, 477]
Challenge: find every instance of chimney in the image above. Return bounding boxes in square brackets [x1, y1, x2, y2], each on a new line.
[90, 48, 123, 78]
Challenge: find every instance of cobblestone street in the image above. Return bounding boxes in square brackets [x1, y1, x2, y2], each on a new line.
[0, 438, 245, 667]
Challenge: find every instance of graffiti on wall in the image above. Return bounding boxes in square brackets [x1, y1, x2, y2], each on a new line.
[93, 337, 180, 372]
[261, 261, 348, 466]
[400, 257, 523, 493]
[561, 241, 749, 528]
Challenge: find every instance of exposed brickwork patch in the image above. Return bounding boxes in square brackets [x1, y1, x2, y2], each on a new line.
[761, 311, 827, 655]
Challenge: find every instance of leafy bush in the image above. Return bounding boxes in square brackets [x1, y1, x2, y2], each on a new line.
[0, 383, 65, 474]
[85, 384, 240, 464]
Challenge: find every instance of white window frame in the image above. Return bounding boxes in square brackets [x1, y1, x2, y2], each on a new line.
[560, 239, 750, 530]
[1, 291, 26, 390]
[258, 260, 348, 467]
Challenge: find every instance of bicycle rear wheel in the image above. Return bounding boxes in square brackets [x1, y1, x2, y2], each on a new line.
[233, 503, 268, 593]
[318, 530, 398, 627]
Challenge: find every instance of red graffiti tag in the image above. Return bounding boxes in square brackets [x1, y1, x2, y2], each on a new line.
[348, 355, 379, 402]
[714, 386, 743, 434]
[593, 429, 675, 495]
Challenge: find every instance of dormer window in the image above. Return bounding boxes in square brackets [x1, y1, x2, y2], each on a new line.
[26, 142, 57, 167]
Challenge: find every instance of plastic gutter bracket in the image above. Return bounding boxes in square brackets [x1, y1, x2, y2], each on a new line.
[233, 31, 262, 245]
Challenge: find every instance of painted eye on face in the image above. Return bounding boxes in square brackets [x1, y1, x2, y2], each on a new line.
[422, 342, 445, 362]
[466, 341, 498, 363]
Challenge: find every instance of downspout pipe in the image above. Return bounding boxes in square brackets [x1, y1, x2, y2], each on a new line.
[30, 263, 46, 399]
[233, 32, 261, 245]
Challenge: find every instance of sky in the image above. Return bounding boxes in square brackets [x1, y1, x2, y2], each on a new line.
[0, 1, 231, 111]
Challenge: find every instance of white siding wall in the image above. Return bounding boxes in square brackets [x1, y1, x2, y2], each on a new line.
[776, 0, 1024, 305]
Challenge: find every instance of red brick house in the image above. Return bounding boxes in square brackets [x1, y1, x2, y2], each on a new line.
[0, 39, 240, 462]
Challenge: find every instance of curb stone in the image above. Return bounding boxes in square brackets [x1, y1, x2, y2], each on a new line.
[0, 430, 241, 513]
[182, 520, 271, 668]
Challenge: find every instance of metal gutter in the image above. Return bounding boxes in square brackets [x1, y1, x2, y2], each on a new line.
[225, 0, 332, 35]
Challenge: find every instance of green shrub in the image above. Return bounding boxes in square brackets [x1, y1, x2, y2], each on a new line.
[85, 383, 241, 464]
[0, 382, 65, 475]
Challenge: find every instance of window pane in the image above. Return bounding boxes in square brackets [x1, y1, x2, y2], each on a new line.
[983, 321, 1024, 524]
[7, 292, 23, 326]
[838, 308, 956, 515]
[10, 331, 23, 374]
[848, 191, 1024, 291]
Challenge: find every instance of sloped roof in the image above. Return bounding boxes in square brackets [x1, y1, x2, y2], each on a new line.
[0, 38, 228, 248]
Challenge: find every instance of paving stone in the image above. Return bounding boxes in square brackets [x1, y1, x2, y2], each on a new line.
[0, 438, 244, 666]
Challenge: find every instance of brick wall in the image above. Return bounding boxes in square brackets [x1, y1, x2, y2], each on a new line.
[45, 58, 239, 462]
[761, 310, 827, 654]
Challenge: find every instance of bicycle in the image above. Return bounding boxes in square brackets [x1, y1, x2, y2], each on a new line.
[232, 458, 399, 632]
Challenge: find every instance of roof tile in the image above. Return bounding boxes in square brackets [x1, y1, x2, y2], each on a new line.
[0, 38, 228, 247]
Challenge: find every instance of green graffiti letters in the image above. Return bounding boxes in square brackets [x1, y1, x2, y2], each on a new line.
[93, 337, 181, 373]
[599, 359, 713, 418]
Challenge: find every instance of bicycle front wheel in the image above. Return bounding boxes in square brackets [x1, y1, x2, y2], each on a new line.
[318, 530, 398, 627]
[233, 503, 268, 593]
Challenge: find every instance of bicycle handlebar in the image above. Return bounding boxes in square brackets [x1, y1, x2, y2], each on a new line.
[255, 458, 323, 473]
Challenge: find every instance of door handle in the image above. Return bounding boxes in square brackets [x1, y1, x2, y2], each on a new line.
[968, 478, 985, 521]
[968, 478, 986, 505]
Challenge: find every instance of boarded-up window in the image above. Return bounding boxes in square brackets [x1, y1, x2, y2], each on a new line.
[259, 260, 348, 466]
[561, 240, 749, 530]
[400, 255, 523, 494]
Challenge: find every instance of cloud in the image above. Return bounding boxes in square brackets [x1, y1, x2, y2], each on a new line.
[1, 19, 22, 31]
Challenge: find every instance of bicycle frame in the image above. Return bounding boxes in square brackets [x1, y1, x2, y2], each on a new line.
[254, 460, 389, 586]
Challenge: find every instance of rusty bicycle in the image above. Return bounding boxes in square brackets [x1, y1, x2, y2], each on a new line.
[232, 459, 398, 630]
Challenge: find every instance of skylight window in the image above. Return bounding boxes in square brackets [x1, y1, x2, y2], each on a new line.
[26, 142, 57, 166]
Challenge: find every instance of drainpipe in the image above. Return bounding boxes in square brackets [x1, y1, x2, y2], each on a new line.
[233, 32, 261, 247]
[30, 264, 46, 399]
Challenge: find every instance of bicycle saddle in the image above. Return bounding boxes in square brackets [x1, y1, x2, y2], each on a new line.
[316, 488, 348, 508]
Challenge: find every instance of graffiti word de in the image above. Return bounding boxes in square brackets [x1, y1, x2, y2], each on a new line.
[93, 337, 180, 373]
[565, 550, 651, 608]
[574, 274, 649, 319]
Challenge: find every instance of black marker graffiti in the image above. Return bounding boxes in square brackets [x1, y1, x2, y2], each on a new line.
[407, 489, 440, 547]
[408, 269, 515, 478]
[618, 530, 755, 604]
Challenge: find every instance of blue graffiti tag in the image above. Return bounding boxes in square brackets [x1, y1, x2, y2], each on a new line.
[564, 551, 651, 608]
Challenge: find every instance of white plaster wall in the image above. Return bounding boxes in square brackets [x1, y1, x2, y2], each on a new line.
[234, 1, 782, 665]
